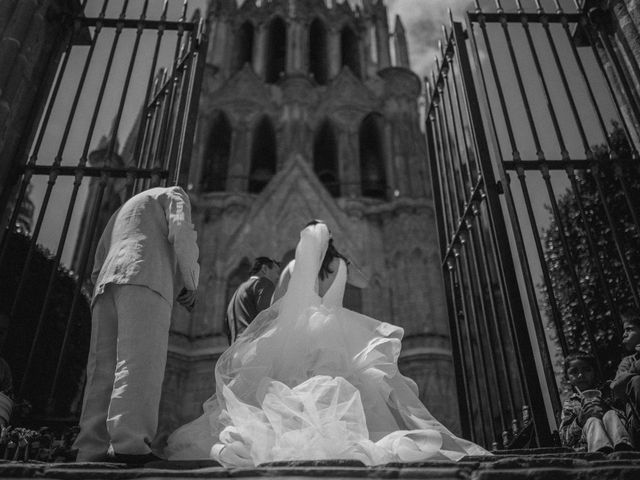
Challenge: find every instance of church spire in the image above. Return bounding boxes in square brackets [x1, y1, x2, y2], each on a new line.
[393, 15, 410, 68]
[209, 0, 237, 15]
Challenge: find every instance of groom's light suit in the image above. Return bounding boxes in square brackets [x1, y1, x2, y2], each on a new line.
[74, 186, 199, 461]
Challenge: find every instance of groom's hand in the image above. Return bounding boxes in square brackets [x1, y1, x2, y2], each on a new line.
[177, 288, 197, 312]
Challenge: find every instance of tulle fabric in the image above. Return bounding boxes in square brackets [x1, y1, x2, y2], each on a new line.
[165, 223, 490, 465]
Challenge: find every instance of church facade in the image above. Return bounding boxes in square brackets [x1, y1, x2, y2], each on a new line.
[142, 0, 458, 439]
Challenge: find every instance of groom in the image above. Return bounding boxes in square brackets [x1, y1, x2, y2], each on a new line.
[224, 257, 280, 344]
[74, 186, 200, 464]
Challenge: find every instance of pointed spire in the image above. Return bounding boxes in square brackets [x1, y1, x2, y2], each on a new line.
[210, 0, 237, 15]
[393, 14, 410, 68]
[239, 0, 257, 12]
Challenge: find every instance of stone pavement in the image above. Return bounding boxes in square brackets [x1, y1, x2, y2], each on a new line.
[1, 449, 640, 479]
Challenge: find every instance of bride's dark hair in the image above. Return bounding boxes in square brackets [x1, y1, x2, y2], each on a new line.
[304, 220, 348, 280]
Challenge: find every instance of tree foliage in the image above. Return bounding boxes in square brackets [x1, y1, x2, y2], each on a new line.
[542, 125, 640, 378]
[0, 231, 91, 418]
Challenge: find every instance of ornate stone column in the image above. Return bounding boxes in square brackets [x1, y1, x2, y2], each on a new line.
[338, 127, 361, 197]
[227, 119, 251, 192]
[287, 19, 305, 74]
[327, 27, 341, 79]
[253, 24, 268, 80]
[0, 0, 85, 229]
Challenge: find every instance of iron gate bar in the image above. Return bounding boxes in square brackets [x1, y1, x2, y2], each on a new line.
[583, 11, 640, 159]
[467, 11, 583, 24]
[502, 159, 638, 169]
[590, 162, 640, 308]
[132, 0, 171, 176]
[103, 0, 151, 172]
[473, 3, 573, 365]
[428, 76, 456, 239]
[617, 165, 640, 235]
[459, 231, 505, 442]
[441, 182, 484, 265]
[580, 12, 640, 316]
[2, 0, 108, 325]
[176, 17, 207, 187]
[613, 29, 640, 111]
[435, 48, 504, 443]
[445, 18, 526, 422]
[427, 85, 484, 443]
[17, 165, 169, 178]
[452, 259, 491, 446]
[565, 164, 623, 339]
[434, 57, 465, 217]
[462, 13, 557, 444]
[444, 22, 518, 436]
[547, 2, 595, 160]
[517, 0, 569, 161]
[425, 102, 474, 441]
[432, 67, 464, 220]
[517, 0, 636, 340]
[79, 18, 195, 31]
[442, 28, 478, 190]
[138, 70, 168, 181]
[18, 0, 142, 401]
[469, 200, 518, 421]
[158, 4, 190, 179]
[599, 31, 640, 142]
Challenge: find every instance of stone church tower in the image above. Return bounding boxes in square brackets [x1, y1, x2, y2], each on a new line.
[156, 0, 459, 438]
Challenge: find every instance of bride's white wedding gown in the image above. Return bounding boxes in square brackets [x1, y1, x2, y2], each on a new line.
[165, 223, 489, 465]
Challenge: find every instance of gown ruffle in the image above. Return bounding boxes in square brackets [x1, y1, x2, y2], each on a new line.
[165, 224, 490, 465]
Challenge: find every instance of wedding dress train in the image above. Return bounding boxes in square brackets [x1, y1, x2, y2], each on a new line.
[165, 223, 489, 465]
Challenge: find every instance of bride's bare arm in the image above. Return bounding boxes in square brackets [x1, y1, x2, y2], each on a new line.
[271, 260, 294, 304]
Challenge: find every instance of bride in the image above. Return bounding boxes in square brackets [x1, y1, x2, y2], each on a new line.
[165, 221, 489, 465]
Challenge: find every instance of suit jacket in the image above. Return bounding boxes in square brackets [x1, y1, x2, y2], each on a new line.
[611, 352, 640, 400]
[225, 276, 274, 344]
[91, 186, 200, 306]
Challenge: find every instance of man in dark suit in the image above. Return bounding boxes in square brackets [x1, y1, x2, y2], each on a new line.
[225, 257, 280, 344]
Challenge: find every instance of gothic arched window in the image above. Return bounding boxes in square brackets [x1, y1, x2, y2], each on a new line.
[236, 21, 254, 72]
[313, 119, 340, 197]
[265, 16, 287, 84]
[201, 111, 232, 192]
[340, 25, 361, 78]
[309, 18, 328, 85]
[249, 117, 277, 193]
[359, 113, 387, 199]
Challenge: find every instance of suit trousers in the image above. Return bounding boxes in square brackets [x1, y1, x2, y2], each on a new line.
[74, 284, 171, 461]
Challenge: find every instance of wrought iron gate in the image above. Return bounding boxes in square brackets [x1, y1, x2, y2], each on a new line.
[0, 0, 207, 420]
[426, 0, 640, 449]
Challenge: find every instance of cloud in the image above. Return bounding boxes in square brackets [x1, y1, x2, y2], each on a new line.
[386, 0, 473, 78]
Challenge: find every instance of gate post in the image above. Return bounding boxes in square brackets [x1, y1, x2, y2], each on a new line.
[0, 0, 86, 232]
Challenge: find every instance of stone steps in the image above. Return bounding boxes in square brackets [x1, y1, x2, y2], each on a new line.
[0, 449, 639, 479]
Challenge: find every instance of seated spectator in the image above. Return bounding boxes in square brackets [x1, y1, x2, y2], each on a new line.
[611, 311, 640, 447]
[559, 352, 632, 453]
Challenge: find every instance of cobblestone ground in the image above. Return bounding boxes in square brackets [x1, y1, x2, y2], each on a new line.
[1, 449, 640, 480]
